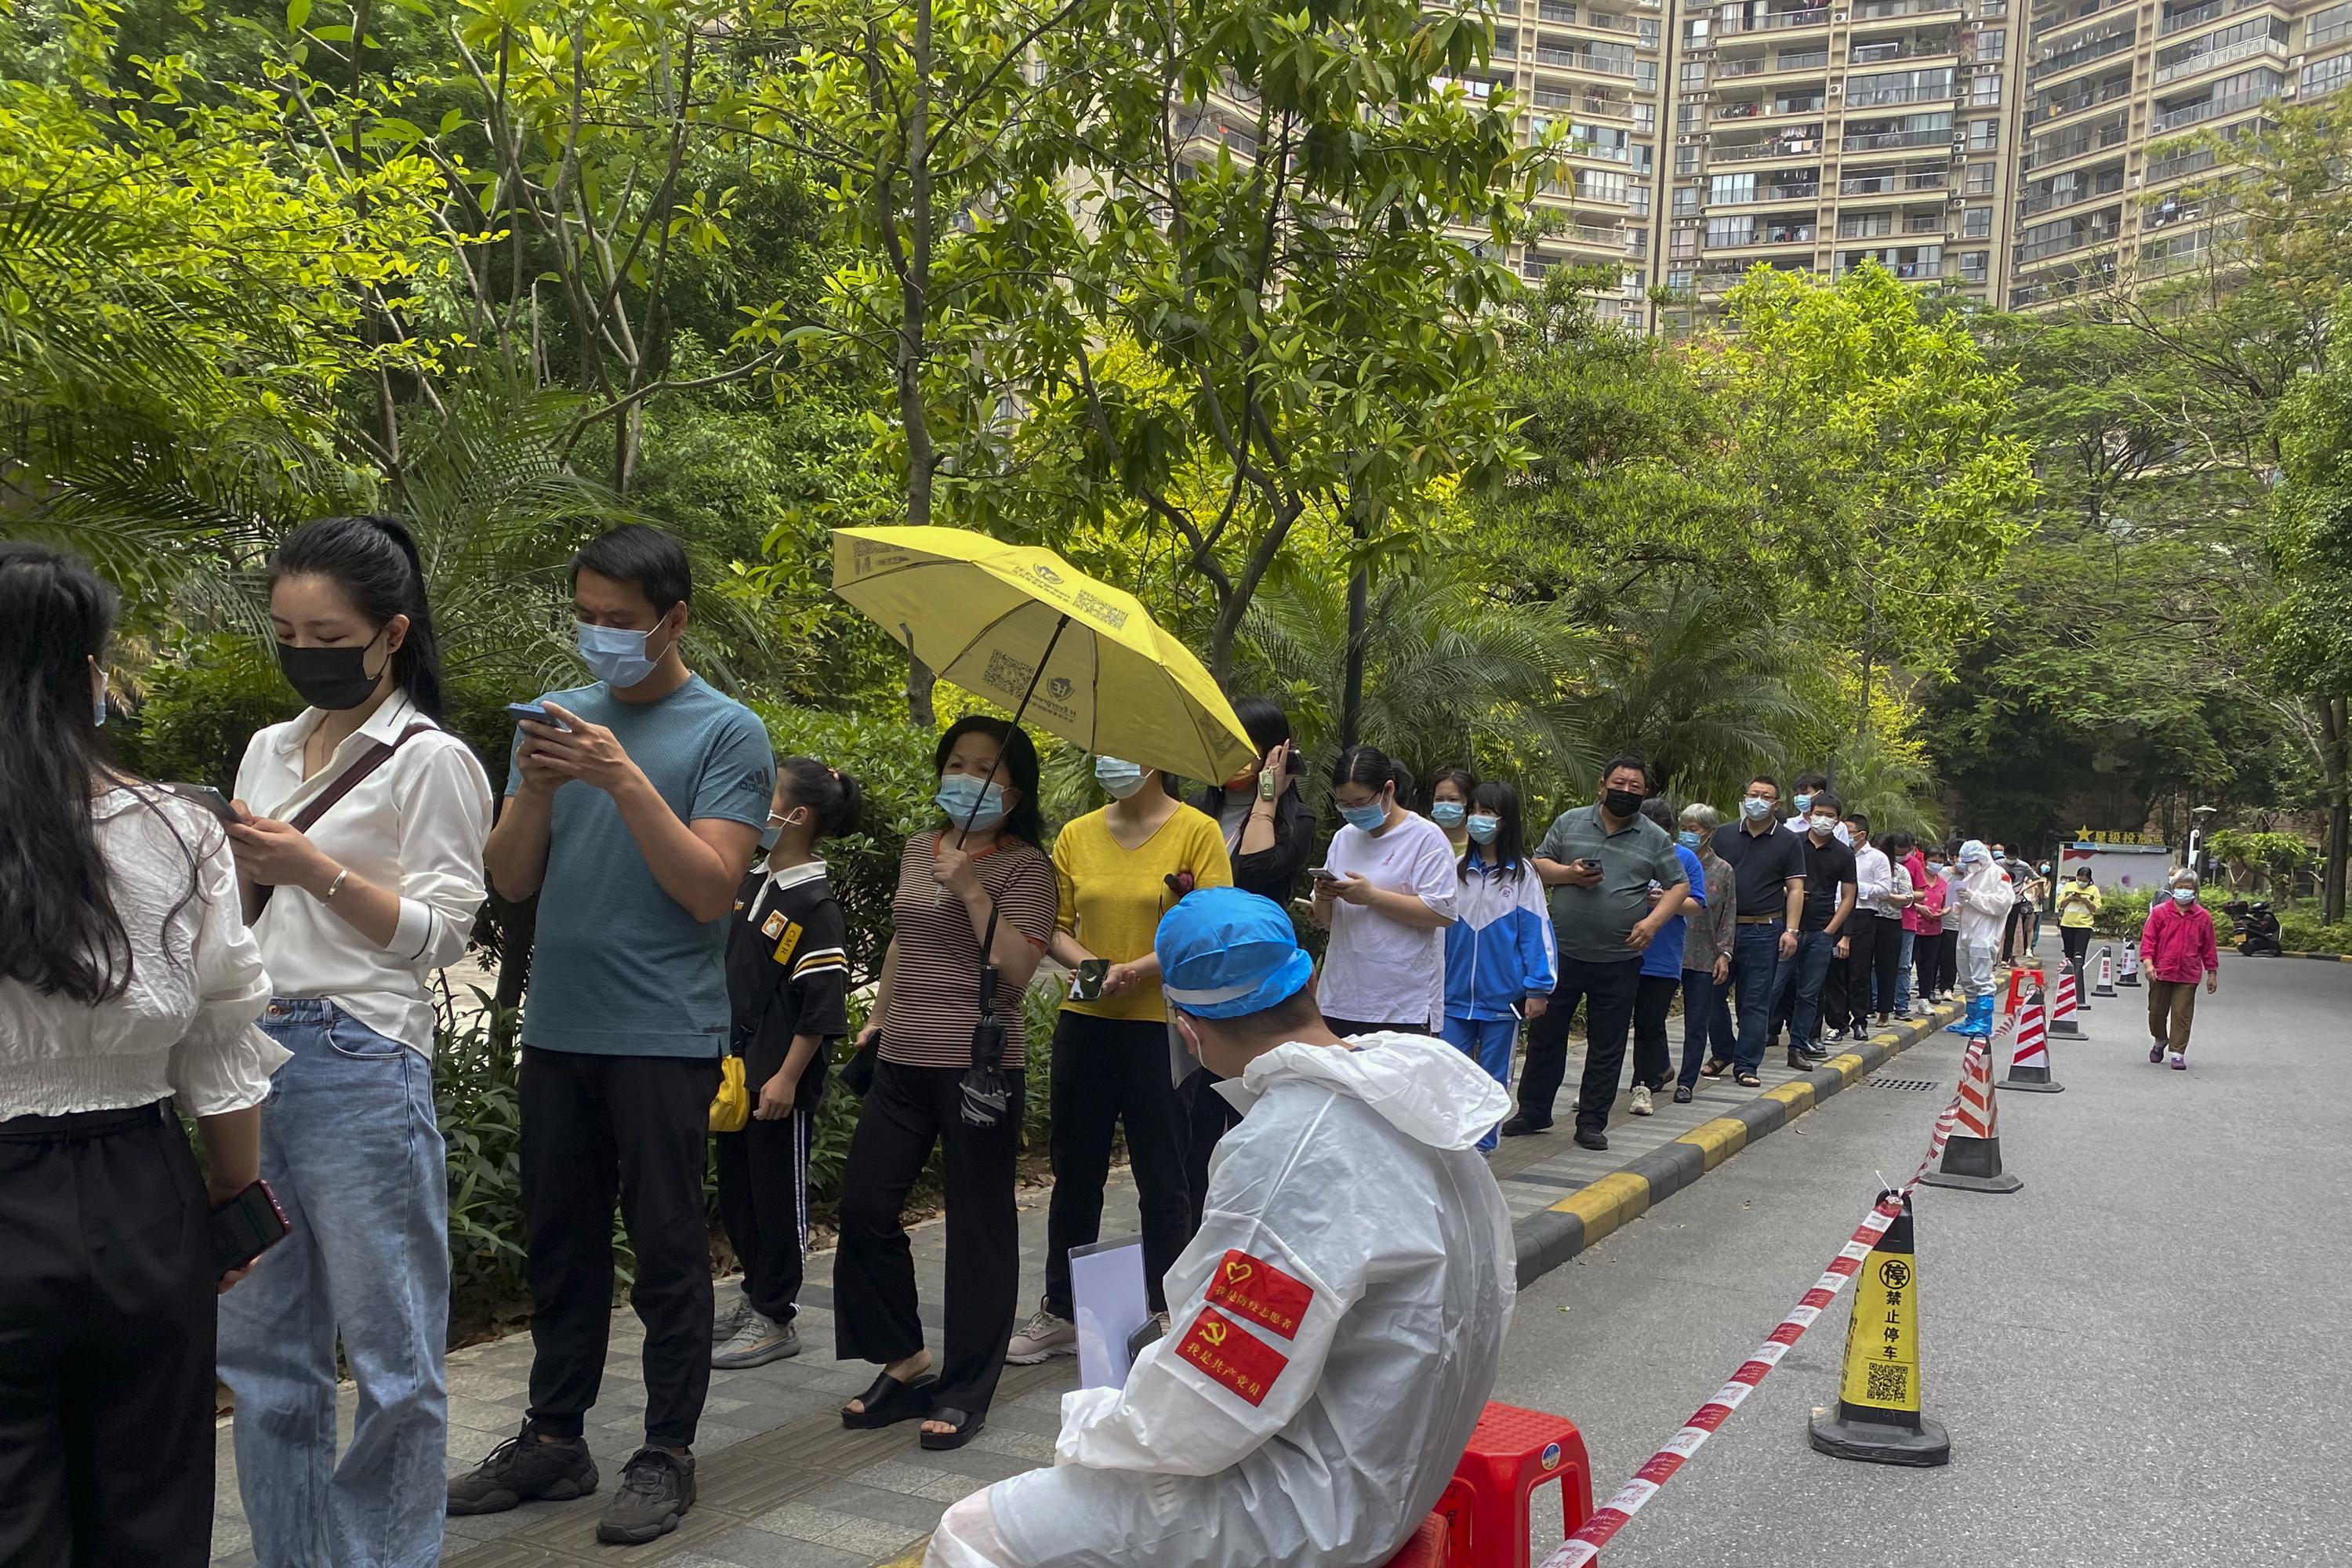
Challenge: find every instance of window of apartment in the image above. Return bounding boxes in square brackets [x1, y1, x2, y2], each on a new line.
[1682, 59, 1709, 86]
[2307, 51, 2352, 96]
[1666, 267, 1695, 292]
[1579, 168, 1630, 201]
[1711, 172, 1759, 204]
[1622, 267, 1643, 294]
[1680, 102, 1704, 130]
[1958, 249, 1990, 281]
[1969, 118, 2000, 150]
[1971, 73, 2002, 105]
[1708, 215, 1758, 245]
[1639, 19, 1661, 46]
[1577, 122, 1634, 160]
[1685, 17, 1710, 43]
[1636, 61, 1660, 92]
[1672, 184, 1700, 214]
[1773, 89, 1828, 113]
[1963, 206, 1993, 237]
[1965, 162, 1996, 193]
[1677, 143, 1700, 173]
[1635, 102, 1657, 131]
[1976, 28, 2005, 60]
[2313, 1, 2352, 49]
[1494, 27, 1519, 55]
[1629, 181, 1652, 215]
[1779, 47, 1829, 70]
[1672, 226, 1699, 258]
[1633, 143, 1653, 171]
[1846, 67, 1955, 108]
[1839, 212, 1896, 238]
[1539, 0, 1576, 21]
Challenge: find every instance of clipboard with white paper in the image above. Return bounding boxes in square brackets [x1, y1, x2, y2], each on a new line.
[1067, 1234, 1152, 1389]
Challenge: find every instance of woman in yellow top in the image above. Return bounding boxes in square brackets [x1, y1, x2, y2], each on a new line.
[2054, 866, 2103, 968]
[1004, 757, 1232, 1364]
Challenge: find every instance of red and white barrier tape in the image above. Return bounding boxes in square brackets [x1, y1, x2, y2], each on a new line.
[1537, 1033, 1989, 1568]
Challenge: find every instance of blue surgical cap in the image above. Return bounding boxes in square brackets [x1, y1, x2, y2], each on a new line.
[1155, 887, 1315, 1019]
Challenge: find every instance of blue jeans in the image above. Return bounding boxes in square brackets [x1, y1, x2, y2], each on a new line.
[1443, 1014, 1518, 1152]
[1674, 969, 1726, 1089]
[1730, 924, 1793, 1076]
[1895, 930, 1916, 1013]
[218, 1000, 448, 1568]
[1787, 930, 1842, 1052]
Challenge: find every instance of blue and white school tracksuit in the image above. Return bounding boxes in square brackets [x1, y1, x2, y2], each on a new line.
[1442, 856, 1559, 1151]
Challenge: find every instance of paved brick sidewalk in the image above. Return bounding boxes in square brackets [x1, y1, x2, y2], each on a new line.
[206, 1010, 1956, 1567]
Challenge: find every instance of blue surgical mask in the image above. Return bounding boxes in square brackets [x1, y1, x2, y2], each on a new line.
[1466, 813, 1500, 844]
[759, 818, 785, 854]
[1339, 802, 1388, 834]
[2171, 887, 2196, 904]
[1740, 795, 1773, 821]
[1678, 828, 1700, 848]
[576, 617, 671, 688]
[936, 773, 1009, 832]
[1430, 800, 1467, 828]
[1094, 756, 1148, 800]
[1792, 793, 1813, 814]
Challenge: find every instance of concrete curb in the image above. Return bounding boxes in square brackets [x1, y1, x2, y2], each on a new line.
[2279, 949, 2352, 964]
[1512, 1001, 1963, 1287]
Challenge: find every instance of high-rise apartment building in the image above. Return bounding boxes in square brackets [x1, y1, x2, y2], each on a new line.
[1472, 0, 2351, 325]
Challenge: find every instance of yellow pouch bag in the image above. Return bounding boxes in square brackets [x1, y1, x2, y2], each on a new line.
[709, 1053, 750, 1133]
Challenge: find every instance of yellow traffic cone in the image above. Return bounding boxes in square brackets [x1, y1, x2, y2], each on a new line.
[1808, 1192, 1951, 1467]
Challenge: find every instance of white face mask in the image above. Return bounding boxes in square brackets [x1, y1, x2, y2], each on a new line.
[1809, 815, 1837, 836]
[1740, 795, 1774, 821]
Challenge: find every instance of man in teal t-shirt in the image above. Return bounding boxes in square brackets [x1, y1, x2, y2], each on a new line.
[449, 524, 774, 1545]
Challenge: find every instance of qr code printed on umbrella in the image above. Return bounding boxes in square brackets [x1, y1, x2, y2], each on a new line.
[1867, 1363, 1910, 1404]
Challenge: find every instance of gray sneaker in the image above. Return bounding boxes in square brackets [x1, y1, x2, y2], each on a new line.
[446, 1423, 599, 1515]
[597, 1447, 695, 1545]
[1006, 1308, 1078, 1364]
[713, 1294, 754, 1341]
[711, 1309, 800, 1369]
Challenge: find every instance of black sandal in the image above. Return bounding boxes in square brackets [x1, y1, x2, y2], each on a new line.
[1735, 1072, 1762, 1088]
[1700, 1059, 1730, 1079]
[920, 1406, 986, 1451]
[841, 1370, 939, 1430]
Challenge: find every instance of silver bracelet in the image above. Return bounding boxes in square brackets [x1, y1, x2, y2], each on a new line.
[322, 867, 350, 901]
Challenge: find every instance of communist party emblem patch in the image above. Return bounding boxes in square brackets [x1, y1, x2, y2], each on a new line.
[1175, 1307, 1288, 1407]
[1204, 1250, 1313, 1341]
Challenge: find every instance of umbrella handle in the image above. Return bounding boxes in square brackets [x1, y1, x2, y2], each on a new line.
[949, 612, 1073, 848]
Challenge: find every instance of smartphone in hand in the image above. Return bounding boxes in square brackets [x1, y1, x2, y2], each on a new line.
[1069, 958, 1111, 1002]
[506, 701, 563, 729]
[210, 1179, 290, 1275]
[169, 784, 244, 826]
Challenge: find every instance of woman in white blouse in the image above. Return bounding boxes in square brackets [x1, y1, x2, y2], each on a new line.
[215, 516, 493, 1568]
[0, 543, 288, 1566]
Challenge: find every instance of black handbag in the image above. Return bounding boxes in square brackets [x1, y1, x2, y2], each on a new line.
[959, 899, 1012, 1128]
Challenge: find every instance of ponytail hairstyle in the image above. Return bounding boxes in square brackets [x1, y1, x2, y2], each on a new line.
[0, 542, 201, 1003]
[269, 514, 444, 717]
[777, 757, 864, 840]
[1463, 779, 1529, 882]
[1330, 744, 1403, 811]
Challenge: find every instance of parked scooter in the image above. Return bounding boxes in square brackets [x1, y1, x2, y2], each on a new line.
[2223, 899, 2283, 956]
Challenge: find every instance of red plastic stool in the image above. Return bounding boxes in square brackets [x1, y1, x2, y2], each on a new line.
[1378, 1512, 1454, 1568]
[1435, 1402, 1595, 1568]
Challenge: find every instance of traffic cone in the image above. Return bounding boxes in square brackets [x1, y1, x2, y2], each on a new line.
[1808, 1192, 1951, 1467]
[2118, 940, 2142, 987]
[2093, 946, 2118, 997]
[2048, 963, 2083, 1039]
[2001, 983, 2063, 1094]
[1918, 1023, 2024, 1194]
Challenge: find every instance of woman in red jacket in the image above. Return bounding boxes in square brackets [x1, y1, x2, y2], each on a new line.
[2141, 869, 2220, 1070]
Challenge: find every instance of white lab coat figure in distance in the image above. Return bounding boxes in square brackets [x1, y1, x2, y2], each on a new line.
[926, 1028, 1515, 1568]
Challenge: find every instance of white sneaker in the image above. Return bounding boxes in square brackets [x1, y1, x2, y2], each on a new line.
[2167, 1051, 2187, 1071]
[1629, 1084, 1654, 1116]
[1006, 1308, 1078, 1364]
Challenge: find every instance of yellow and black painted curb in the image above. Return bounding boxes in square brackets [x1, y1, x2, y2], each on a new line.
[1512, 1002, 1961, 1287]
[2279, 950, 2352, 964]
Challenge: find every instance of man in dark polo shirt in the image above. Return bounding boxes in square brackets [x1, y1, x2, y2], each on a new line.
[1707, 775, 1806, 1087]
[1784, 792, 1858, 1070]
[1503, 755, 1688, 1150]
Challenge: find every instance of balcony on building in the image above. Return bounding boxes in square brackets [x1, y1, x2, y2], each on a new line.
[1851, 0, 1969, 21]
[1846, 24, 1966, 67]
[2156, 0, 2275, 38]
[2016, 158, 2125, 217]
[2020, 108, 2128, 172]
[1704, 168, 1824, 205]
[1711, 43, 1832, 81]
[1843, 65, 1958, 108]
[2029, 0, 2132, 39]
[1840, 110, 1957, 152]
[2027, 66, 2133, 126]
[1534, 33, 1641, 75]
[2152, 16, 2288, 86]
[1838, 157, 1953, 196]
[1708, 123, 1827, 161]
[2025, 14, 2136, 88]
[1713, 86, 1829, 120]
[2013, 201, 2122, 265]
[1702, 210, 1820, 246]
[1836, 241, 1945, 278]
[2151, 65, 2286, 132]
[1720, 2, 1835, 37]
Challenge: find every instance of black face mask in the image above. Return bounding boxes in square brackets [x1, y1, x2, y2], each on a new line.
[276, 633, 386, 711]
[1602, 787, 1644, 819]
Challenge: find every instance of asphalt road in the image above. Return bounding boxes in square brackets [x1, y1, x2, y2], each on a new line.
[1491, 946, 2352, 1567]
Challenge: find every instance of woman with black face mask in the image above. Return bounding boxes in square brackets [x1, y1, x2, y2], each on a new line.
[215, 515, 493, 1568]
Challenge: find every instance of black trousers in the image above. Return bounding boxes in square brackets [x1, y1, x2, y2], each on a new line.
[1520, 955, 1641, 1132]
[520, 1047, 719, 1450]
[833, 1058, 1025, 1417]
[0, 1103, 216, 1568]
[1322, 1015, 1435, 1036]
[2060, 924, 2092, 965]
[1631, 973, 1682, 1091]
[1043, 1014, 1189, 1318]
[714, 1105, 811, 1325]
[1179, 1069, 1243, 1237]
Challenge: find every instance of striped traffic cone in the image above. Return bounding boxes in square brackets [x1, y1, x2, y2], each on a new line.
[2093, 946, 2118, 997]
[1918, 1020, 2024, 1194]
[2118, 940, 2142, 987]
[2001, 983, 2063, 1094]
[1808, 1192, 1950, 1467]
[2048, 963, 2084, 1039]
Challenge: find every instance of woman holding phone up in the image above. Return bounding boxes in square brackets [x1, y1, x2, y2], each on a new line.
[216, 516, 494, 1568]
[0, 542, 285, 1566]
[1312, 746, 1458, 1035]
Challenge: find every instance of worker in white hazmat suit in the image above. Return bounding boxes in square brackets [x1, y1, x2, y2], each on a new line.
[924, 886, 1516, 1568]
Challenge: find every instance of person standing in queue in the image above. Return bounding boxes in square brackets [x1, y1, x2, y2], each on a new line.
[710, 760, 861, 1371]
[1504, 757, 1687, 1150]
[0, 543, 286, 1568]
[1007, 757, 1231, 1365]
[1440, 780, 1556, 1152]
[1783, 794, 1857, 1069]
[1671, 804, 1737, 1105]
[833, 717, 1058, 1451]
[1311, 746, 1458, 1036]
[448, 524, 775, 1544]
[1426, 768, 1476, 862]
[2054, 866, 2102, 972]
[218, 517, 494, 1568]
[1626, 797, 1707, 1116]
[1182, 698, 1315, 1233]
[1704, 776, 1807, 1089]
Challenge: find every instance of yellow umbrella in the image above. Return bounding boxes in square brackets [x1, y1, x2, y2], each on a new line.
[832, 525, 1258, 783]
